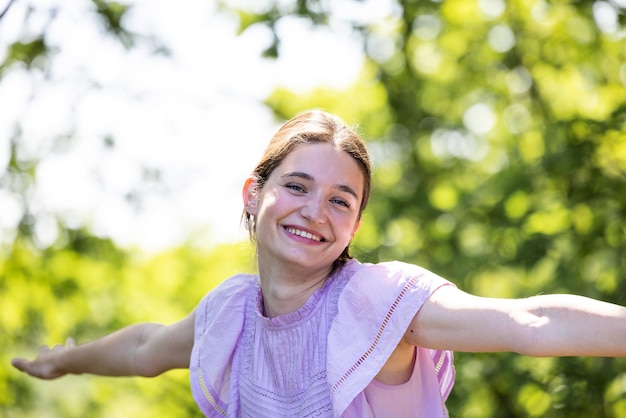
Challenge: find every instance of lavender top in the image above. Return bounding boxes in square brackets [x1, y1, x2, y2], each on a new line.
[190, 259, 455, 417]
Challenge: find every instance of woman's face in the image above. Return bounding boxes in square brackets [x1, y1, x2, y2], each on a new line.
[243, 143, 364, 274]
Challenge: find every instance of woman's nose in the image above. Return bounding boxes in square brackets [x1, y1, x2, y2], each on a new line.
[300, 196, 327, 224]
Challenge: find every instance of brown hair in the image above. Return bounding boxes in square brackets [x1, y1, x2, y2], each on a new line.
[242, 109, 372, 268]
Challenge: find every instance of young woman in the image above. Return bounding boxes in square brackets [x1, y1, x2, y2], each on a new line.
[12, 110, 626, 417]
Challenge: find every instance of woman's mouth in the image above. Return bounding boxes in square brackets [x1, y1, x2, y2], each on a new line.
[285, 226, 324, 242]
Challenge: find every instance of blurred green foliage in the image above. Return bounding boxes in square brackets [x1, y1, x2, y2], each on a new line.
[2, 233, 254, 417]
[2, 0, 626, 417]
[263, 0, 626, 416]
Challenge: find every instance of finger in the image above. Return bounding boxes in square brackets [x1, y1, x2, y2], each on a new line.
[12, 358, 51, 379]
[11, 358, 29, 373]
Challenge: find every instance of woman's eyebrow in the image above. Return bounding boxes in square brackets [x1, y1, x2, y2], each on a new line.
[336, 184, 359, 200]
[281, 171, 359, 200]
[282, 171, 313, 181]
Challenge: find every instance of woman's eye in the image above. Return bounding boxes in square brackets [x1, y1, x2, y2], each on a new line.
[286, 183, 305, 192]
[331, 198, 350, 208]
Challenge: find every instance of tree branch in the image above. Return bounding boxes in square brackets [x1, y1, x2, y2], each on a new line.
[0, 0, 17, 21]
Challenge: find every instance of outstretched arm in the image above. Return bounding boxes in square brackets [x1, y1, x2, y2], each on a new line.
[408, 285, 626, 357]
[12, 311, 196, 379]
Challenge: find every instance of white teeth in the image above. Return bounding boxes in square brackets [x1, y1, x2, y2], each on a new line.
[286, 227, 322, 242]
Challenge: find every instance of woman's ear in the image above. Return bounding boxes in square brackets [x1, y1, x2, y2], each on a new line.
[351, 218, 362, 238]
[242, 177, 259, 215]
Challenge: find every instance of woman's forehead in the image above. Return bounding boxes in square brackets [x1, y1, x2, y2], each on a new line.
[271, 143, 364, 187]
[280, 143, 361, 171]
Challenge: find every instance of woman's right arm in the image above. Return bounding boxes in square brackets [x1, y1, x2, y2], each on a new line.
[11, 310, 196, 380]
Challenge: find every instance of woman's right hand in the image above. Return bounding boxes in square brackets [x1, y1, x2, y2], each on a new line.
[11, 337, 76, 380]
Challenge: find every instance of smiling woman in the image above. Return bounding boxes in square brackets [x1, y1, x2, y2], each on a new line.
[244, 143, 364, 307]
[11, 109, 626, 418]
[241, 110, 371, 276]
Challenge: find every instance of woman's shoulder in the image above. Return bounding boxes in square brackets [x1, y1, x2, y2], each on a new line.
[216, 272, 259, 291]
[195, 273, 259, 314]
[328, 259, 455, 415]
[348, 259, 448, 284]
[338, 259, 455, 309]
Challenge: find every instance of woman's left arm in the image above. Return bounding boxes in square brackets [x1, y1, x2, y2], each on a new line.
[407, 285, 626, 357]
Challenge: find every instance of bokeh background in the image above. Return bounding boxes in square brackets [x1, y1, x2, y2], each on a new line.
[1, 0, 625, 416]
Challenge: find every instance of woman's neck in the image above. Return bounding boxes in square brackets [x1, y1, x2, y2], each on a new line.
[257, 262, 332, 318]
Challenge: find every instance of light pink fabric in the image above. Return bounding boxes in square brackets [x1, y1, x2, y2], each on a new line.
[352, 347, 451, 417]
[190, 259, 455, 417]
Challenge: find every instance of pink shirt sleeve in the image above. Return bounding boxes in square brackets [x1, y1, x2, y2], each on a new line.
[190, 274, 255, 417]
[326, 261, 456, 417]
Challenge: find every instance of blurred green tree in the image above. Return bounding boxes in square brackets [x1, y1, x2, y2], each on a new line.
[2, 232, 254, 417]
[237, 0, 626, 416]
[2, 0, 626, 417]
